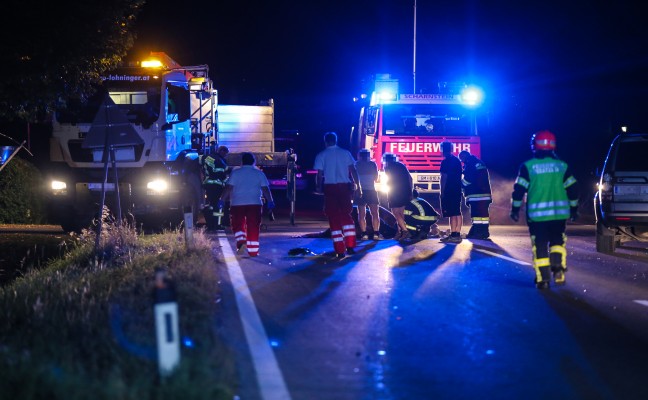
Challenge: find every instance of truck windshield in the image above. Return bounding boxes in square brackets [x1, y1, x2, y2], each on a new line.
[55, 79, 162, 128]
[382, 104, 474, 136]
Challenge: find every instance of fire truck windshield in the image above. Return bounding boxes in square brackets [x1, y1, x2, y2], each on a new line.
[55, 78, 162, 128]
[382, 104, 474, 136]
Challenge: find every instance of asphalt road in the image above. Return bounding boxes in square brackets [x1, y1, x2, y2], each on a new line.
[211, 218, 648, 400]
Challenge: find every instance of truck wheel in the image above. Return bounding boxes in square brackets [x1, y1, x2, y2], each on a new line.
[57, 208, 92, 233]
[595, 221, 616, 254]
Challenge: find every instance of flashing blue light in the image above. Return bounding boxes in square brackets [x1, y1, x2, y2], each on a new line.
[461, 86, 484, 106]
[1, 146, 15, 165]
[270, 340, 280, 347]
[378, 91, 396, 101]
[182, 337, 194, 348]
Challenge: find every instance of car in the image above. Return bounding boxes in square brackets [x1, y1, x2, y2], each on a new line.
[594, 133, 648, 253]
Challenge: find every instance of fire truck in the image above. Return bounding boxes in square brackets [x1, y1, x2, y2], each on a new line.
[354, 74, 483, 194]
[46, 52, 296, 231]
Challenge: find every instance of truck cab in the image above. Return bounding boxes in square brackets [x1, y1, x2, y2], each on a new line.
[46, 53, 215, 231]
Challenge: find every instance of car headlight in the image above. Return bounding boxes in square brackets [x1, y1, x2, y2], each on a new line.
[147, 179, 168, 194]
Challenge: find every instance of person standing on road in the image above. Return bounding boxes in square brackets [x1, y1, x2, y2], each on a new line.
[314, 132, 361, 258]
[355, 148, 382, 240]
[199, 144, 229, 231]
[439, 141, 463, 243]
[382, 153, 413, 241]
[510, 130, 579, 289]
[459, 150, 493, 239]
[220, 152, 274, 257]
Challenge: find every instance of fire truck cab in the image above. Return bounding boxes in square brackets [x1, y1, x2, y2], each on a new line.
[355, 74, 483, 194]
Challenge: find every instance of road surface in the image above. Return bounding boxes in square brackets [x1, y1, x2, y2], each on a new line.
[210, 217, 648, 400]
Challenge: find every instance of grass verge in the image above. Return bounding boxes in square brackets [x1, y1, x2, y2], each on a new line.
[0, 218, 236, 400]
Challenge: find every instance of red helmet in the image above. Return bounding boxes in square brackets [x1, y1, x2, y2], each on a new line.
[531, 130, 556, 151]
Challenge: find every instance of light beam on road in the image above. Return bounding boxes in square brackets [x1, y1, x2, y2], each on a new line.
[416, 241, 473, 296]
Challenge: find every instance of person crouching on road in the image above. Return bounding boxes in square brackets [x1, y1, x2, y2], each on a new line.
[220, 152, 274, 257]
[404, 190, 440, 240]
[355, 148, 382, 240]
[314, 132, 361, 258]
[510, 130, 579, 289]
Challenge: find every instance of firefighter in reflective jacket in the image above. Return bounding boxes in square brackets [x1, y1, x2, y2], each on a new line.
[404, 190, 439, 240]
[510, 131, 579, 289]
[199, 144, 229, 230]
[459, 150, 492, 239]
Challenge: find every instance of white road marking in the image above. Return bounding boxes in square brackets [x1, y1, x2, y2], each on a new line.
[633, 300, 648, 307]
[473, 248, 532, 266]
[218, 234, 291, 400]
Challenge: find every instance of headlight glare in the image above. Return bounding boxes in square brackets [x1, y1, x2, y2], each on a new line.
[147, 179, 168, 193]
[51, 180, 67, 191]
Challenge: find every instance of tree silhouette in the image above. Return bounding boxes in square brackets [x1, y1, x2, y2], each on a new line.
[0, 0, 145, 122]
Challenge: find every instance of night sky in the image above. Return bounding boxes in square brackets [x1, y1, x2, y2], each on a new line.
[131, 0, 648, 183]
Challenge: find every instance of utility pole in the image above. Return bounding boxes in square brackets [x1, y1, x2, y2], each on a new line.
[413, 0, 417, 94]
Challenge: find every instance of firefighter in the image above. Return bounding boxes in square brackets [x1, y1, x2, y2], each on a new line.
[459, 150, 492, 239]
[510, 130, 579, 289]
[199, 144, 229, 231]
[404, 190, 440, 241]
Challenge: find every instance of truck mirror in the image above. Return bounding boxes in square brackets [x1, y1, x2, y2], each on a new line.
[364, 107, 378, 136]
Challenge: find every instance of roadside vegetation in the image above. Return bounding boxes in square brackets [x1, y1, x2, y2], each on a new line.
[0, 215, 236, 399]
[0, 157, 45, 224]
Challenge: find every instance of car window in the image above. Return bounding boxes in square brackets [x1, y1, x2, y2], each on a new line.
[614, 140, 648, 171]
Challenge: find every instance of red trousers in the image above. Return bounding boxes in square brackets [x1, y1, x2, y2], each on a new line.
[324, 183, 356, 254]
[230, 204, 263, 256]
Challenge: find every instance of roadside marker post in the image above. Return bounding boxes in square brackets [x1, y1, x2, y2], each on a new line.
[153, 268, 180, 377]
[184, 206, 194, 248]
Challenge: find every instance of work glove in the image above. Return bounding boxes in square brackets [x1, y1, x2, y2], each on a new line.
[570, 207, 579, 222]
[267, 201, 275, 210]
[217, 199, 224, 209]
[509, 209, 519, 222]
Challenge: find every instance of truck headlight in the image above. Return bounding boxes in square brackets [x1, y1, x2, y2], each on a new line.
[147, 179, 168, 194]
[51, 180, 67, 191]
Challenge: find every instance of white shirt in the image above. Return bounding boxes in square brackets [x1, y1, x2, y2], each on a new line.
[314, 145, 355, 184]
[227, 165, 270, 206]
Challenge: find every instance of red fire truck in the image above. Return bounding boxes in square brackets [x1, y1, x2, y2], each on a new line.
[355, 75, 483, 194]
